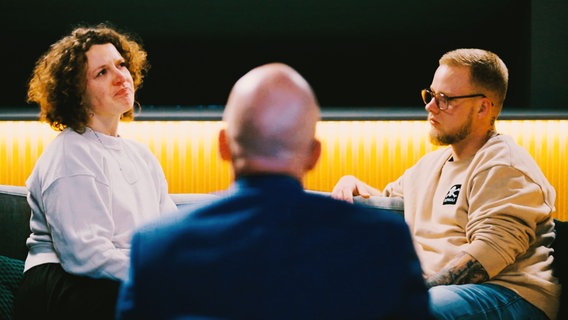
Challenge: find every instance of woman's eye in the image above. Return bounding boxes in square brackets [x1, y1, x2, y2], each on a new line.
[96, 69, 106, 77]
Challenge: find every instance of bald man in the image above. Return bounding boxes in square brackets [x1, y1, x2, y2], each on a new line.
[116, 63, 432, 320]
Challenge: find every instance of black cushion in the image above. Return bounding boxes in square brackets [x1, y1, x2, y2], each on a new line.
[553, 219, 568, 320]
[0, 255, 24, 320]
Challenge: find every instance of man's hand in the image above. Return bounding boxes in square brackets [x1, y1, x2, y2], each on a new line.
[331, 175, 380, 203]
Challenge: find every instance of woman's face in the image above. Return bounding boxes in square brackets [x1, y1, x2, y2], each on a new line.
[83, 43, 134, 119]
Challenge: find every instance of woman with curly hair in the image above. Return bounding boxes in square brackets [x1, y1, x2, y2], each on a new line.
[14, 23, 177, 319]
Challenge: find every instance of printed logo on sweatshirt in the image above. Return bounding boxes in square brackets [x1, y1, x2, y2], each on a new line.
[443, 184, 461, 205]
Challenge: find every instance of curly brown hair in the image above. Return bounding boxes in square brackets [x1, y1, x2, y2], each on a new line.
[27, 23, 150, 132]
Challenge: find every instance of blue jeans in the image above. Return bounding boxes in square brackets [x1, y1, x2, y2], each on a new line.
[429, 283, 548, 320]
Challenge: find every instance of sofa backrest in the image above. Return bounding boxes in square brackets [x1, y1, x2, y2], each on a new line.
[0, 186, 224, 262]
[0, 186, 403, 262]
[0, 185, 30, 261]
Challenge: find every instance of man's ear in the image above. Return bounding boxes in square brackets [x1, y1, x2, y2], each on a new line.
[218, 129, 232, 161]
[478, 98, 493, 118]
[305, 139, 321, 171]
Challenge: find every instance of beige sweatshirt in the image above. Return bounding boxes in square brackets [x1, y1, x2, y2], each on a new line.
[382, 134, 560, 319]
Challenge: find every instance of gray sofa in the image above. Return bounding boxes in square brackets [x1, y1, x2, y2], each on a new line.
[0, 185, 564, 319]
[0, 186, 223, 261]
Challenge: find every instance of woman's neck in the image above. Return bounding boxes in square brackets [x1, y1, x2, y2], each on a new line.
[87, 117, 120, 137]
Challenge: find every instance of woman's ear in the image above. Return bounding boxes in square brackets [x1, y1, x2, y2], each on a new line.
[218, 129, 232, 161]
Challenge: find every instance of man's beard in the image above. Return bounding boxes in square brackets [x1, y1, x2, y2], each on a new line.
[429, 108, 474, 146]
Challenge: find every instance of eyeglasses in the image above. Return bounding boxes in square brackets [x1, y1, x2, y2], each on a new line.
[421, 89, 486, 110]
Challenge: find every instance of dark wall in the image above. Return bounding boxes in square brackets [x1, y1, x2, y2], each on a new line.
[0, 0, 555, 110]
[531, 0, 568, 109]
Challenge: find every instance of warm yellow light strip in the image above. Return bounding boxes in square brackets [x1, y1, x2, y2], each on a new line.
[305, 120, 438, 192]
[1, 120, 566, 221]
[120, 121, 233, 193]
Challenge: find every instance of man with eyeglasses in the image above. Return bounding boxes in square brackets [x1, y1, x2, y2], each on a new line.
[332, 48, 559, 320]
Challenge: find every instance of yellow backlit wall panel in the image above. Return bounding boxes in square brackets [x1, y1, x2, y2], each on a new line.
[1, 120, 567, 221]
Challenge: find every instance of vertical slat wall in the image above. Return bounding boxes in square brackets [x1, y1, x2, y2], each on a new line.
[0, 120, 567, 220]
[120, 121, 232, 194]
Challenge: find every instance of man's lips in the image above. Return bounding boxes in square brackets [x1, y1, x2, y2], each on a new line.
[428, 116, 439, 127]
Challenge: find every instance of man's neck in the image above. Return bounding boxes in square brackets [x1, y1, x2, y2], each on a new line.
[451, 129, 497, 161]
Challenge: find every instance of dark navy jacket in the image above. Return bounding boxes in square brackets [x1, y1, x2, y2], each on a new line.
[116, 174, 431, 319]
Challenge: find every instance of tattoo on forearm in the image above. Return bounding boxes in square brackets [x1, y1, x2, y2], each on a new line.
[425, 252, 489, 288]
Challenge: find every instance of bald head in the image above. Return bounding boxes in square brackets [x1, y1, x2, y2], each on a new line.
[220, 63, 321, 180]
